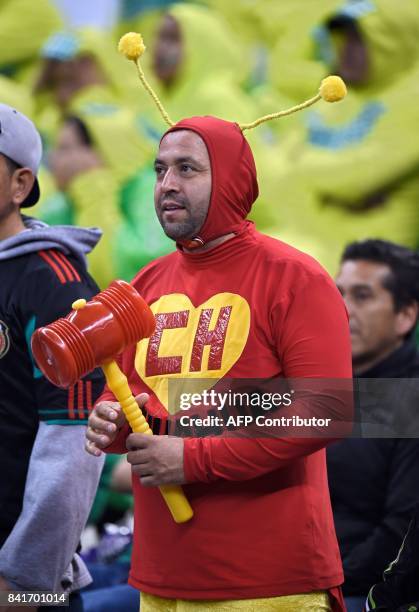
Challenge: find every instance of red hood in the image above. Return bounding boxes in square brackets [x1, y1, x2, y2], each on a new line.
[162, 116, 259, 248]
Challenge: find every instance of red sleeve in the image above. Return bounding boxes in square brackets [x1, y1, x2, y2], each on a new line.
[184, 271, 353, 483]
[104, 422, 131, 454]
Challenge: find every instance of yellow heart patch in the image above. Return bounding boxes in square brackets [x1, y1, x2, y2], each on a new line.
[135, 293, 250, 413]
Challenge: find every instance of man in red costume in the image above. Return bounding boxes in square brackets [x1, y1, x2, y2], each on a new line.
[86, 116, 352, 611]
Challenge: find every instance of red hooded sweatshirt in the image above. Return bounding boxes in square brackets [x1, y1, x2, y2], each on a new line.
[101, 116, 352, 608]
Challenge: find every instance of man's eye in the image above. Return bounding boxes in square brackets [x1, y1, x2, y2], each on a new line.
[155, 166, 165, 175]
[354, 291, 371, 301]
[180, 164, 193, 173]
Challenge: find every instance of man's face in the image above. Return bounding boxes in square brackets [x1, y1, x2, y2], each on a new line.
[336, 260, 406, 370]
[330, 21, 369, 85]
[35, 56, 105, 109]
[153, 14, 183, 87]
[0, 155, 15, 223]
[154, 130, 212, 241]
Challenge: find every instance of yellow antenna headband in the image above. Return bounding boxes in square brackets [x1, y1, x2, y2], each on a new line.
[118, 32, 347, 131]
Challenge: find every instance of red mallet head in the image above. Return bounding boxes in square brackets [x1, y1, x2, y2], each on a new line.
[31, 280, 155, 388]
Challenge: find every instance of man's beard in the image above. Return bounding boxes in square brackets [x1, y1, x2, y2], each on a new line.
[162, 217, 197, 240]
[156, 195, 206, 241]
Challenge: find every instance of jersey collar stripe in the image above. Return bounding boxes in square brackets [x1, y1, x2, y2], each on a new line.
[77, 380, 85, 419]
[38, 250, 67, 284]
[50, 250, 74, 282]
[68, 385, 75, 419]
[53, 250, 81, 282]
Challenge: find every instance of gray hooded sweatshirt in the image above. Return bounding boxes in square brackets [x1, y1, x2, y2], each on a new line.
[0, 217, 105, 594]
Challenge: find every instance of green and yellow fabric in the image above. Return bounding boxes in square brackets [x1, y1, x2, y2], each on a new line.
[265, 0, 419, 274]
[133, 3, 256, 126]
[270, 0, 419, 101]
[33, 93, 159, 287]
[0, 74, 33, 117]
[341, 0, 419, 93]
[268, 0, 342, 103]
[0, 75, 62, 228]
[88, 454, 133, 526]
[116, 165, 174, 281]
[29, 25, 178, 286]
[0, 0, 62, 79]
[135, 4, 289, 234]
[118, 4, 283, 273]
[32, 28, 145, 146]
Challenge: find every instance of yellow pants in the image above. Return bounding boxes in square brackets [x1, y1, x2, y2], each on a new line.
[140, 591, 331, 611]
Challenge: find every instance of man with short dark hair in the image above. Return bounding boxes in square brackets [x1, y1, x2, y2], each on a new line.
[328, 239, 419, 612]
[0, 103, 105, 610]
[337, 239, 419, 376]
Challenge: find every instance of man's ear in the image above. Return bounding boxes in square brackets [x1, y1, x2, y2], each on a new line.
[395, 302, 419, 337]
[11, 168, 35, 206]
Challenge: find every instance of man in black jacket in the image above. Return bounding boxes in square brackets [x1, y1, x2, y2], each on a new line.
[327, 239, 419, 612]
[0, 102, 105, 610]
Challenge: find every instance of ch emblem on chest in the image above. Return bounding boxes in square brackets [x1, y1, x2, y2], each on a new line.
[135, 293, 250, 412]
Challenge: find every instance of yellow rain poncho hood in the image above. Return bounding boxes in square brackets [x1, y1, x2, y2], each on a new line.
[0, 0, 61, 75]
[265, 2, 419, 273]
[137, 3, 256, 125]
[35, 28, 142, 110]
[0, 75, 33, 118]
[321, 0, 419, 93]
[270, 0, 419, 101]
[68, 91, 153, 184]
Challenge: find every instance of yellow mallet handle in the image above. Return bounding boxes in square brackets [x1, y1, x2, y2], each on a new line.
[102, 360, 193, 523]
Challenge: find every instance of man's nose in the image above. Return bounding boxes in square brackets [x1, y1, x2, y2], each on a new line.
[343, 298, 357, 321]
[161, 167, 180, 193]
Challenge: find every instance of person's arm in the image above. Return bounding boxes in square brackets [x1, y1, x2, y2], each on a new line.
[342, 440, 419, 594]
[111, 457, 134, 493]
[0, 0, 61, 67]
[0, 265, 105, 592]
[0, 425, 104, 592]
[183, 271, 353, 483]
[0, 575, 37, 612]
[122, 270, 353, 487]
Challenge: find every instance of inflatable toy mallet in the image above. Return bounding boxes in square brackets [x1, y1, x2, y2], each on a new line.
[31, 279, 193, 523]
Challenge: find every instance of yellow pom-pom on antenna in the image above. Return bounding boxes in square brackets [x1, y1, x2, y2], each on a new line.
[118, 32, 146, 61]
[117, 32, 174, 127]
[240, 75, 347, 131]
[319, 75, 347, 102]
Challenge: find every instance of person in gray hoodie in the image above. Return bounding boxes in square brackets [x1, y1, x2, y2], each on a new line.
[0, 103, 105, 611]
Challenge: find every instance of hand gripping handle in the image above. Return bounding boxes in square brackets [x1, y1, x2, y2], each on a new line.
[101, 360, 193, 523]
